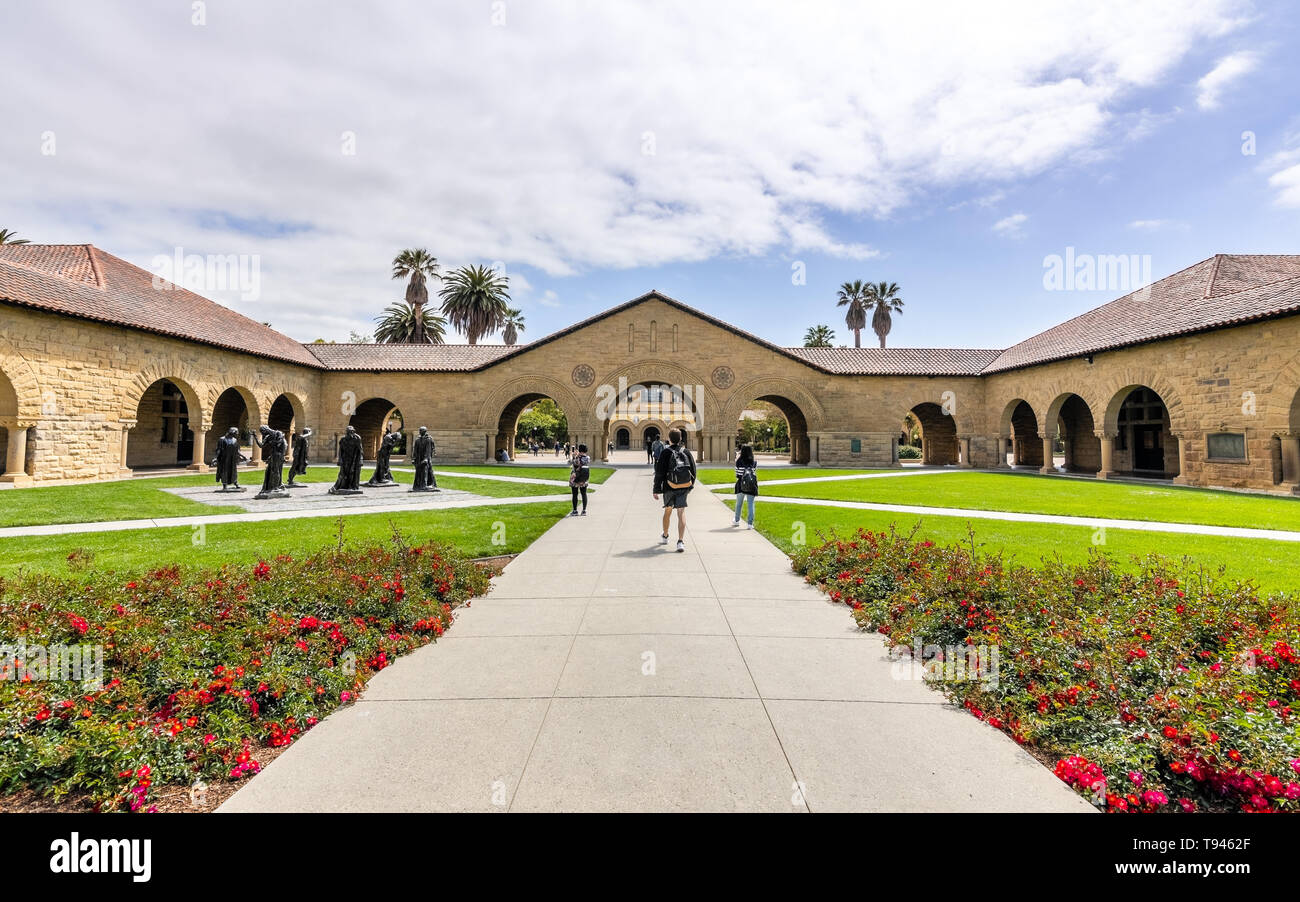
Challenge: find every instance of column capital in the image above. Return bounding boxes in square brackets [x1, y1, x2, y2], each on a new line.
[0, 417, 37, 431]
[1093, 430, 1117, 440]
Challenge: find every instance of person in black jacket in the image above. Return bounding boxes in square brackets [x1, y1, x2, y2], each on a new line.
[733, 443, 759, 528]
[652, 427, 696, 552]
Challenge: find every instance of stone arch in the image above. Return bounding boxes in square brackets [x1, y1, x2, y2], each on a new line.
[122, 361, 207, 427]
[1268, 354, 1300, 433]
[595, 359, 722, 430]
[477, 375, 586, 433]
[265, 391, 307, 434]
[999, 398, 1042, 467]
[909, 401, 961, 466]
[350, 396, 404, 460]
[1044, 391, 1101, 474]
[0, 340, 42, 422]
[1104, 381, 1180, 477]
[721, 376, 825, 434]
[209, 385, 262, 438]
[1099, 370, 1187, 435]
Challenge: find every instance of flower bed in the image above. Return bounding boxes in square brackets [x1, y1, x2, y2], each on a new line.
[0, 540, 489, 811]
[792, 526, 1300, 813]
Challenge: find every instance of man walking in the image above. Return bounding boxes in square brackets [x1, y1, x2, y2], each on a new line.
[652, 428, 696, 552]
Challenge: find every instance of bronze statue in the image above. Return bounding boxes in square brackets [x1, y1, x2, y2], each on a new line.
[287, 427, 312, 486]
[367, 425, 402, 487]
[251, 425, 289, 499]
[212, 426, 244, 492]
[410, 426, 439, 492]
[330, 425, 364, 495]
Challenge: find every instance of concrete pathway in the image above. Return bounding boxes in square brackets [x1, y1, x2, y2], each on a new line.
[219, 468, 1091, 813]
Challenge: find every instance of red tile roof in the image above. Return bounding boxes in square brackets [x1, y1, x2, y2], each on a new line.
[0, 245, 321, 367]
[305, 342, 515, 371]
[982, 254, 1300, 373]
[785, 346, 1001, 375]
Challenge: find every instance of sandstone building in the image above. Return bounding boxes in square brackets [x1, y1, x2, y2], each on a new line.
[2, 244, 1299, 494]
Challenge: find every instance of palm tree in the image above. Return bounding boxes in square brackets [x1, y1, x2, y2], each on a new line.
[439, 265, 511, 345]
[803, 324, 835, 347]
[868, 281, 904, 348]
[0, 229, 31, 245]
[374, 300, 447, 344]
[390, 248, 441, 344]
[502, 307, 526, 346]
[836, 280, 869, 348]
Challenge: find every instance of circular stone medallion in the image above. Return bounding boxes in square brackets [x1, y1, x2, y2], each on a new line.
[711, 365, 735, 390]
[571, 364, 596, 387]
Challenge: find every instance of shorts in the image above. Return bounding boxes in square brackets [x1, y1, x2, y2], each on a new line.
[662, 487, 690, 508]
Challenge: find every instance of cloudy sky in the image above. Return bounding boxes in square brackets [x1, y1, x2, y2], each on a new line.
[3, 0, 1297, 348]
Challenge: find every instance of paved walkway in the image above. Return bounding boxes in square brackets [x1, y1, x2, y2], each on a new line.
[219, 468, 1091, 813]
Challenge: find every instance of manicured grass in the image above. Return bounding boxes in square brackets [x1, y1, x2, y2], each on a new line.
[735, 470, 1300, 532]
[435, 476, 580, 498]
[0, 474, 244, 528]
[435, 464, 614, 483]
[0, 502, 571, 577]
[750, 501, 1300, 595]
[695, 467, 895, 485]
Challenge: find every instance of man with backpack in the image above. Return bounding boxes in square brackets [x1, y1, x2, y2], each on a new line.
[652, 428, 696, 552]
[650, 434, 664, 467]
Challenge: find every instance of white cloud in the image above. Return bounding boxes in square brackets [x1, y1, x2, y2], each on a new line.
[538, 290, 561, 308]
[1268, 164, 1300, 208]
[992, 213, 1028, 237]
[1196, 51, 1259, 110]
[0, 0, 1250, 339]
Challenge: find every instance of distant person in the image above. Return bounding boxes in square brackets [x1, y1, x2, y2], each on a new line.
[569, 443, 591, 516]
[607, 439, 615, 457]
[732, 443, 759, 528]
[650, 434, 664, 467]
[652, 428, 696, 552]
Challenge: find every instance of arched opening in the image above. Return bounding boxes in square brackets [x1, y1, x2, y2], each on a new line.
[268, 393, 302, 434]
[211, 387, 256, 459]
[1051, 393, 1101, 474]
[0, 369, 31, 480]
[736, 396, 810, 464]
[909, 402, 959, 466]
[643, 424, 662, 447]
[615, 427, 631, 450]
[350, 397, 404, 461]
[1109, 386, 1177, 478]
[493, 393, 568, 460]
[127, 378, 201, 469]
[1003, 400, 1042, 468]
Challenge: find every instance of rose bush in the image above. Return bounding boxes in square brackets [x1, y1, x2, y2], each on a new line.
[0, 540, 489, 810]
[793, 526, 1300, 813]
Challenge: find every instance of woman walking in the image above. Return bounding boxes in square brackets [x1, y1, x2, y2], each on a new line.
[733, 443, 759, 528]
[569, 443, 591, 516]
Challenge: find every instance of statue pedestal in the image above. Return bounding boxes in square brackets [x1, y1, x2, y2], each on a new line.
[410, 486, 441, 493]
[217, 485, 247, 493]
[366, 479, 400, 488]
[328, 487, 364, 496]
[255, 487, 291, 500]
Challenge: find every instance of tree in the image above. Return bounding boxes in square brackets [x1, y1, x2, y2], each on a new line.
[803, 324, 835, 347]
[0, 229, 30, 245]
[390, 249, 441, 344]
[868, 281, 904, 348]
[439, 265, 511, 345]
[502, 307, 526, 347]
[515, 398, 567, 445]
[373, 301, 446, 344]
[836, 280, 869, 348]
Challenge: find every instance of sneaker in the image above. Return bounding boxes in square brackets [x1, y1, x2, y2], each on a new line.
[746, 523, 754, 530]
[732, 520, 740, 527]
[569, 510, 579, 517]
[676, 540, 685, 553]
[580, 510, 587, 516]
[659, 534, 669, 545]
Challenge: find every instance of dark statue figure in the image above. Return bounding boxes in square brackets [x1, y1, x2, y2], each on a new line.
[252, 425, 290, 499]
[367, 425, 402, 487]
[330, 425, 364, 495]
[287, 427, 312, 486]
[211, 426, 245, 492]
[410, 426, 439, 492]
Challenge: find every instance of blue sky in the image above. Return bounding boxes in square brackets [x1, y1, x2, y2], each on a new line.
[3, 0, 1298, 349]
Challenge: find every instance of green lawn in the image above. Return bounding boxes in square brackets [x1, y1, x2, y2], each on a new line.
[695, 467, 895, 485]
[0, 466, 578, 528]
[749, 500, 1300, 595]
[720, 471, 1300, 533]
[0, 502, 571, 577]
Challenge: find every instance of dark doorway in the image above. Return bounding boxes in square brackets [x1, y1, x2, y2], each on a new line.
[616, 427, 630, 449]
[644, 426, 661, 446]
[176, 419, 194, 464]
[1134, 425, 1164, 471]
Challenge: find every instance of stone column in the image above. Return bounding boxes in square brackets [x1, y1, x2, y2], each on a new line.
[0, 420, 34, 486]
[119, 420, 136, 475]
[1172, 433, 1190, 485]
[1281, 433, 1300, 493]
[1096, 431, 1115, 479]
[189, 427, 209, 472]
[249, 436, 262, 466]
[995, 436, 1009, 468]
[1039, 436, 1056, 474]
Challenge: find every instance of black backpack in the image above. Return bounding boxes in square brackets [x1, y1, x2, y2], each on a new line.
[666, 446, 694, 489]
[571, 456, 590, 486]
[735, 466, 758, 496]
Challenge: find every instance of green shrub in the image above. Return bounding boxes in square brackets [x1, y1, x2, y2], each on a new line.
[897, 445, 922, 460]
[0, 538, 489, 810]
[792, 526, 1300, 812]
